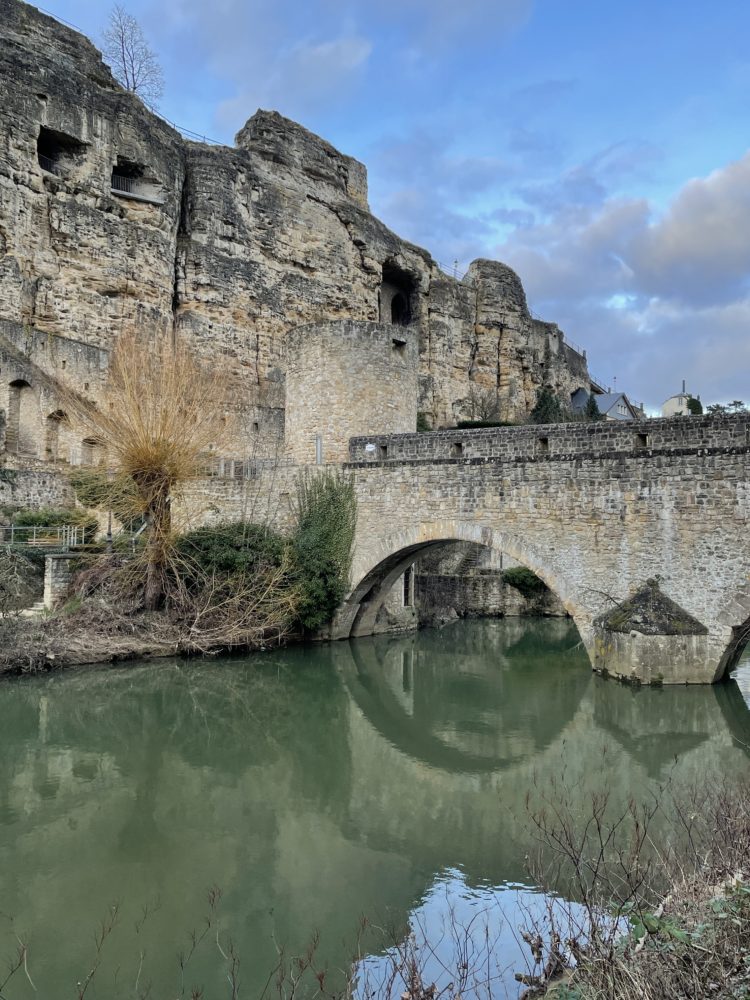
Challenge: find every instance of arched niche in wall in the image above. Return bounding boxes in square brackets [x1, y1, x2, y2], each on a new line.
[379, 263, 417, 327]
[81, 437, 105, 467]
[45, 410, 69, 462]
[6, 379, 33, 454]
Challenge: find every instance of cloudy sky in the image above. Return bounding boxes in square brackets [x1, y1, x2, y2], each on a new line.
[39, 0, 750, 411]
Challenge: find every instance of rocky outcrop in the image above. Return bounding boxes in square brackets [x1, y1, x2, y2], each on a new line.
[0, 0, 593, 467]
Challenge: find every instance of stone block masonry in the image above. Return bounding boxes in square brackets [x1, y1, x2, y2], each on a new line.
[284, 321, 419, 464]
[335, 412, 750, 684]
[179, 412, 750, 683]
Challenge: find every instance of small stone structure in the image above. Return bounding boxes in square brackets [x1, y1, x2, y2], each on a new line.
[43, 553, 74, 609]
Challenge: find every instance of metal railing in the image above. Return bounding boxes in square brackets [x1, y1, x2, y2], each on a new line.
[202, 457, 293, 480]
[111, 172, 135, 194]
[37, 153, 59, 174]
[2, 525, 81, 550]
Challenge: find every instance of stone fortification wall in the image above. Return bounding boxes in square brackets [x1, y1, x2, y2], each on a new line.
[415, 572, 565, 619]
[0, 0, 593, 473]
[284, 321, 418, 464]
[0, 468, 74, 509]
[349, 412, 750, 463]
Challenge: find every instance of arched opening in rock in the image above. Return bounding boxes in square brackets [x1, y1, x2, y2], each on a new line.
[391, 292, 409, 325]
[37, 125, 86, 175]
[110, 157, 163, 203]
[380, 263, 416, 326]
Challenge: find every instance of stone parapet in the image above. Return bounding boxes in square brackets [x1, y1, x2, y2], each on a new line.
[349, 412, 750, 464]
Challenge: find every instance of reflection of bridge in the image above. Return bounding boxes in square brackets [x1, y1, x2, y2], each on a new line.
[330, 414, 750, 684]
[1, 625, 749, 994]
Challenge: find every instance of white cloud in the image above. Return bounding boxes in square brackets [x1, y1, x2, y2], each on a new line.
[632, 153, 750, 306]
[494, 151, 750, 408]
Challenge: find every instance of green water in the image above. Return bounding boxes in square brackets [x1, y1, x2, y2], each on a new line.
[0, 619, 748, 998]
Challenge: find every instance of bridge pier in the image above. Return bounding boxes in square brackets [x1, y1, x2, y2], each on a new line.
[590, 630, 727, 685]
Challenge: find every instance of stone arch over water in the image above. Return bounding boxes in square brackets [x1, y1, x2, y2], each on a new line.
[333, 518, 593, 653]
[717, 581, 750, 677]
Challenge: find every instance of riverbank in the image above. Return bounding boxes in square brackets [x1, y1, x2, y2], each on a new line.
[522, 777, 750, 1000]
[0, 606, 186, 674]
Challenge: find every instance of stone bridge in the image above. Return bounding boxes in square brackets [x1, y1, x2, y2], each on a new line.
[327, 413, 750, 685]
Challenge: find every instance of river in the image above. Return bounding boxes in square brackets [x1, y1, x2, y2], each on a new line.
[0, 619, 748, 998]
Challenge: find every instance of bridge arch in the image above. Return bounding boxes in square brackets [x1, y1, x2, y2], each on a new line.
[334, 519, 594, 651]
[717, 582, 750, 679]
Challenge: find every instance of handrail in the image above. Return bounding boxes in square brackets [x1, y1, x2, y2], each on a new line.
[2, 525, 81, 550]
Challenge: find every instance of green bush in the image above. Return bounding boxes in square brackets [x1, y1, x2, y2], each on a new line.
[174, 522, 285, 583]
[12, 507, 99, 543]
[291, 470, 356, 632]
[502, 566, 548, 599]
[416, 412, 431, 432]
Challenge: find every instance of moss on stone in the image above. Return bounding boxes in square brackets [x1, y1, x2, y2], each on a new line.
[595, 579, 708, 636]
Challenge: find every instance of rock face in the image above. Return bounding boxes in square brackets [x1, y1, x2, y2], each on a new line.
[0, 0, 592, 469]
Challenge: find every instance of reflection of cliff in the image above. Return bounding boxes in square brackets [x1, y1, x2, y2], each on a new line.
[0, 624, 749, 996]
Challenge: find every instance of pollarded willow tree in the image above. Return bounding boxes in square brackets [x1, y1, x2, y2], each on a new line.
[64, 330, 229, 610]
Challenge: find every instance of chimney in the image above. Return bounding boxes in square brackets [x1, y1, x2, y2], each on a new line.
[682, 379, 686, 394]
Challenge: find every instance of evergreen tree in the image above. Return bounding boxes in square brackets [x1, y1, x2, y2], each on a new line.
[686, 397, 703, 415]
[585, 393, 603, 421]
[530, 385, 564, 424]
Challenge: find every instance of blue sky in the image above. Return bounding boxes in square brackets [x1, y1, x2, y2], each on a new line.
[35, 0, 750, 411]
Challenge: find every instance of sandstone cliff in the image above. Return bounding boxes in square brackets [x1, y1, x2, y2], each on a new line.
[0, 0, 592, 467]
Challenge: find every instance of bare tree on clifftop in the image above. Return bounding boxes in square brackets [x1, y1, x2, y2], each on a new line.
[103, 5, 164, 107]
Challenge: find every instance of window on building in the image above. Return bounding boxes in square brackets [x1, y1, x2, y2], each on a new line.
[81, 437, 105, 466]
[45, 410, 68, 461]
[6, 379, 32, 453]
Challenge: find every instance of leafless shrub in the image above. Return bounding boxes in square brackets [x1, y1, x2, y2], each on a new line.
[515, 772, 750, 999]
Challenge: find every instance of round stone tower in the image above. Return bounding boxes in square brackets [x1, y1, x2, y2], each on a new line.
[284, 320, 419, 464]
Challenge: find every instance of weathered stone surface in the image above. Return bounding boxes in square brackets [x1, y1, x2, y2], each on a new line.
[596, 579, 708, 636]
[284, 321, 419, 463]
[0, 0, 592, 470]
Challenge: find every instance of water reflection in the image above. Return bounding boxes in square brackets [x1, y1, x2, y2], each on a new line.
[0, 621, 747, 998]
